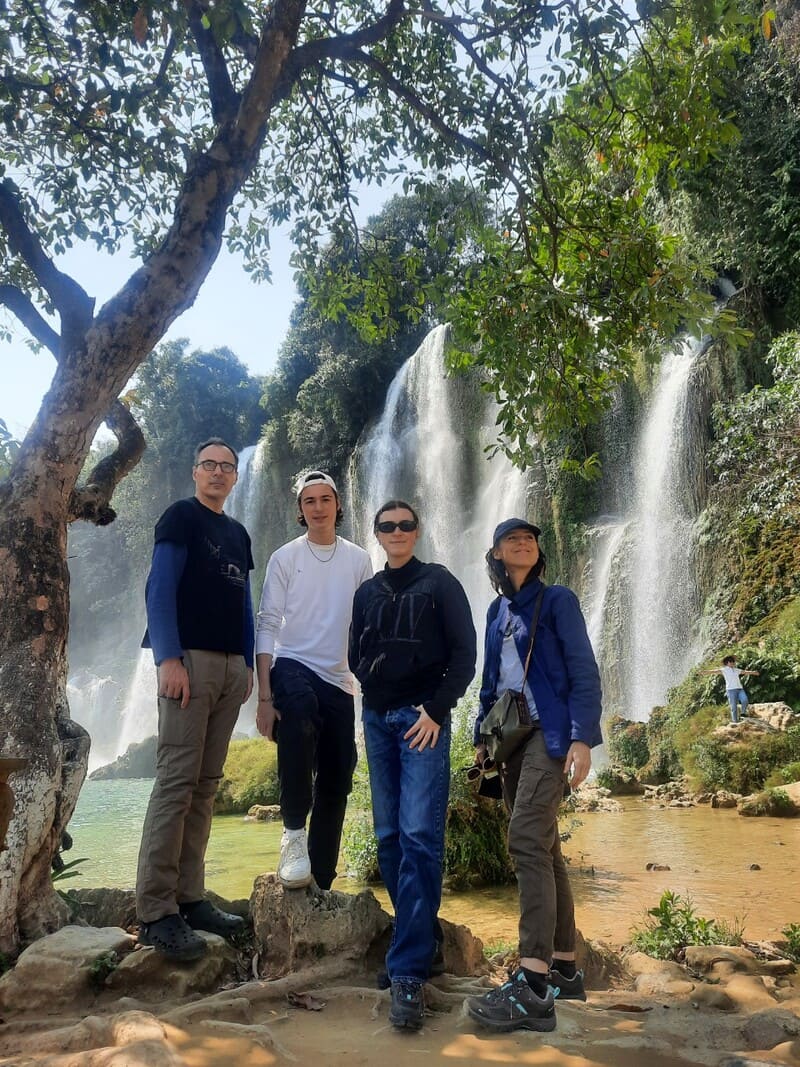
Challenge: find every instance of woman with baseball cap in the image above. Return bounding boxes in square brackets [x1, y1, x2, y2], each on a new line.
[466, 518, 602, 1033]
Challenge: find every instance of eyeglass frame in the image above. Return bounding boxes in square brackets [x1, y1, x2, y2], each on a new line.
[194, 459, 237, 474]
[376, 519, 418, 533]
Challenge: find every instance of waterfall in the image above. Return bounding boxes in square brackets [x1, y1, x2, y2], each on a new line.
[67, 671, 124, 772]
[350, 324, 528, 626]
[626, 337, 705, 718]
[587, 336, 707, 720]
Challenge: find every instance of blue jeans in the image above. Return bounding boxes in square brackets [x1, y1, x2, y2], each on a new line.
[363, 706, 451, 983]
[727, 688, 748, 723]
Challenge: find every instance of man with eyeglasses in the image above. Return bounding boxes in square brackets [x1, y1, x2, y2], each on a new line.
[349, 500, 476, 1030]
[136, 437, 254, 961]
[255, 470, 372, 892]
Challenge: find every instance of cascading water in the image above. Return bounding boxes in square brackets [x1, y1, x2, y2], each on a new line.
[350, 324, 528, 625]
[586, 336, 707, 720]
[626, 337, 705, 718]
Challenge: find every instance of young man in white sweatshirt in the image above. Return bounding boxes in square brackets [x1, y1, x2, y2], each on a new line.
[255, 471, 372, 889]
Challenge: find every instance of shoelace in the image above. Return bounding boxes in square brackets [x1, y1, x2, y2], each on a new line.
[282, 835, 307, 864]
[394, 979, 421, 1001]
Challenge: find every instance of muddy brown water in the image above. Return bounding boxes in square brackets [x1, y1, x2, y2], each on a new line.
[71, 783, 800, 947]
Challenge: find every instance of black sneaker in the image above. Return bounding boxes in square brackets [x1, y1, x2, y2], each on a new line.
[180, 899, 246, 939]
[389, 978, 425, 1030]
[466, 970, 557, 1032]
[549, 966, 587, 1001]
[138, 913, 207, 962]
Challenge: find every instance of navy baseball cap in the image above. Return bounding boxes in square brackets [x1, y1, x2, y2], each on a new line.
[492, 518, 541, 547]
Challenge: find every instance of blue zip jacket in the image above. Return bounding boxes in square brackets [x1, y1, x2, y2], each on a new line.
[474, 579, 602, 758]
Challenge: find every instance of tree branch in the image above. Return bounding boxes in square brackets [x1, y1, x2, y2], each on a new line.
[0, 285, 60, 356]
[0, 180, 94, 345]
[67, 400, 146, 525]
[183, 0, 240, 124]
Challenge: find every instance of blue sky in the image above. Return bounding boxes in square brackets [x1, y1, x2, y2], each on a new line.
[2, 184, 392, 439]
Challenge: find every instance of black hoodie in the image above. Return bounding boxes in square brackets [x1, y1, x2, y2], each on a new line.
[349, 556, 477, 724]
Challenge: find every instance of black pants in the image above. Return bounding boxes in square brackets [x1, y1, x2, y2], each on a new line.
[271, 657, 357, 890]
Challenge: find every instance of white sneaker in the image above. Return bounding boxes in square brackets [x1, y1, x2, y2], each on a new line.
[278, 828, 312, 888]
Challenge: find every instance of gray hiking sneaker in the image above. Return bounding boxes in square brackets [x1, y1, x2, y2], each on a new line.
[466, 970, 557, 1032]
[389, 978, 425, 1030]
[549, 966, 587, 1001]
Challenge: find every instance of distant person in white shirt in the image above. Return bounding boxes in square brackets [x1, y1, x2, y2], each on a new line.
[703, 655, 760, 723]
[255, 471, 372, 890]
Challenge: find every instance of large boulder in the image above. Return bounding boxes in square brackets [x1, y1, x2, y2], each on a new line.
[107, 934, 237, 999]
[747, 702, 798, 732]
[250, 875, 390, 977]
[0, 926, 134, 1012]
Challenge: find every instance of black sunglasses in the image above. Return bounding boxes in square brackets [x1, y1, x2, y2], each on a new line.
[376, 519, 418, 533]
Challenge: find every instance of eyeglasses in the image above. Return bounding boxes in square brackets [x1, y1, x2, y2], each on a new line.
[195, 460, 236, 473]
[376, 519, 418, 533]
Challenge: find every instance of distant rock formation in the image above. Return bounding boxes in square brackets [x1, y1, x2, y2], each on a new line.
[88, 736, 158, 780]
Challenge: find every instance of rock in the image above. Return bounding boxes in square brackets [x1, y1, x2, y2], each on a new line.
[63, 887, 138, 929]
[747, 702, 799, 732]
[437, 917, 488, 976]
[88, 735, 158, 780]
[568, 783, 623, 812]
[624, 952, 694, 995]
[741, 1008, 800, 1049]
[245, 804, 281, 821]
[689, 984, 736, 1011]
[684, 945, 760, 977]
[576, 932, 630, 989]
[711, 790, 741, 809]
[642, 779, 693, 803]
[723, 973, 779, 1011]
[0, 925, 134, 1011]
[645, 862, 671, 871]
[738, 789, 800, 817]
[749, 863, 761, 870]
[107, 933, 236, 999]
[250, 874, 391, 976]
[712, 719, 779, 744]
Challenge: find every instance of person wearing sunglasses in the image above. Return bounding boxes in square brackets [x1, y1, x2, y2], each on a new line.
[255, 471, 372, 893]
[137, 438, 254, 960]
[465, 518, 602, 1033]
[349, 500, 476, 1030]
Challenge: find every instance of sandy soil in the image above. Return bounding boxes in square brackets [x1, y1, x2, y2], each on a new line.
[2, 967, 798, 1067]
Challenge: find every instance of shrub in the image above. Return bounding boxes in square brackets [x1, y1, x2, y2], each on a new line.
[630, 890, 744, 960]
[215, 738, 279, 814]
[687, 726, 800, 794]
[782, 923, 800, 963]
[765, 761, 800, 788]
[341, 758, 380, 882]
[444, 798, 514, 889]
[342, 696, 515, 887]
[607, 716, 650, 770]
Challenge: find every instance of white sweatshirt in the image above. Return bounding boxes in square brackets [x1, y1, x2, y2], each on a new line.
[255, 534, 372, 693]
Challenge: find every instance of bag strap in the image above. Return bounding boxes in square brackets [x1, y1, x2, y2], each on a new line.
[521, 585, 546, 683]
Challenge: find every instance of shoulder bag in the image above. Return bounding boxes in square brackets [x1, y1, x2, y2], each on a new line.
[479, 585, 545, 764]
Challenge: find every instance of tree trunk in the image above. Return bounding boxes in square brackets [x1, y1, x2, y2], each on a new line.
[0, 0, 311, 954]
[0, 458, 89, 952]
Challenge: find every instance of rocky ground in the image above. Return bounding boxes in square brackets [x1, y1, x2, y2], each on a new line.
[0, 879, 798, 1067]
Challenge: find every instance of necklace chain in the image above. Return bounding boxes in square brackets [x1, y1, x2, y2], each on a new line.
[305, 535, 338, 563]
